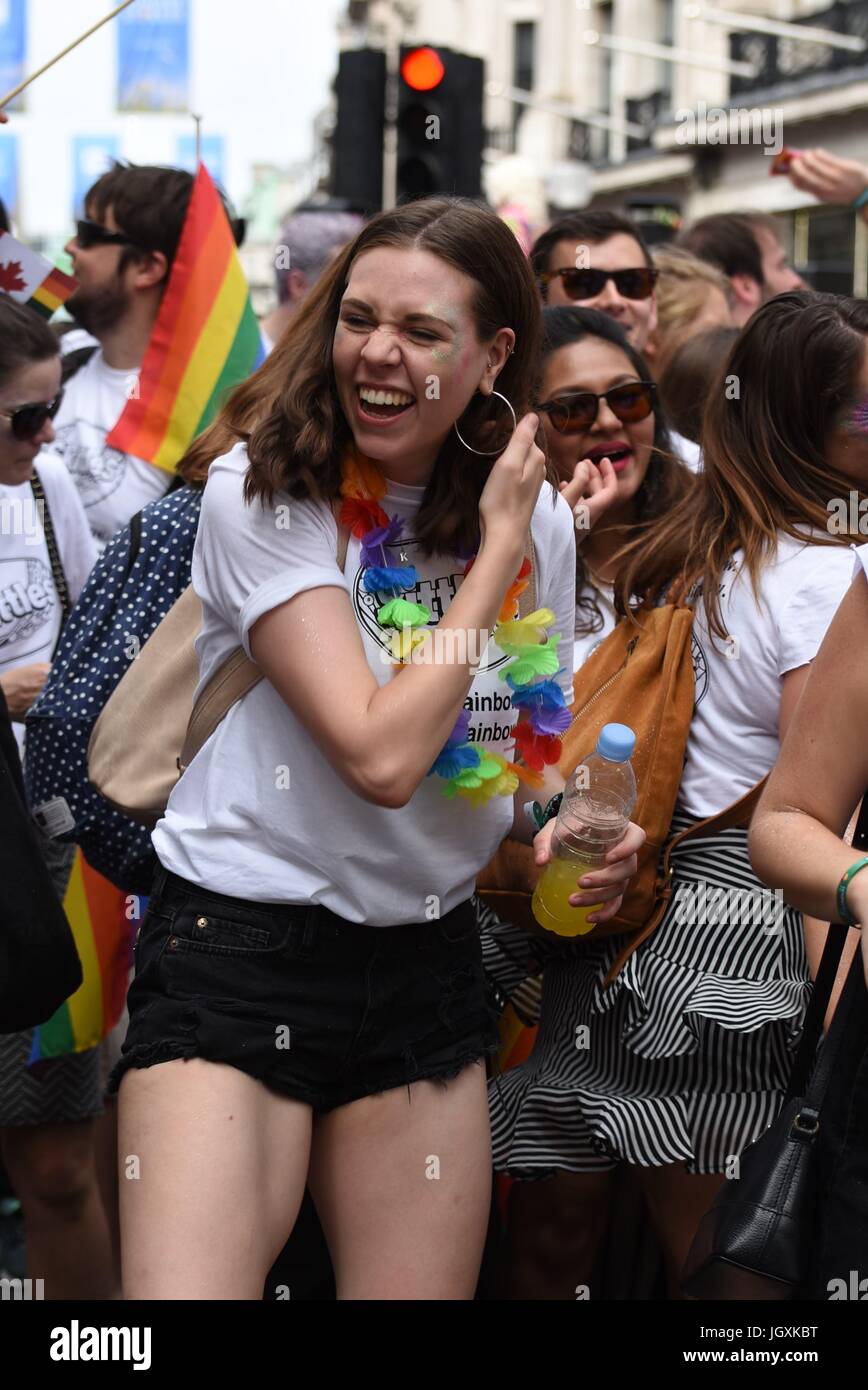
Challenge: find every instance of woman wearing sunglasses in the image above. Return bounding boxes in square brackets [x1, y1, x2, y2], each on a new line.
[535, 306, 694, 669]
[486, 291, 866, 1300]
[0, 296, 112, 1298]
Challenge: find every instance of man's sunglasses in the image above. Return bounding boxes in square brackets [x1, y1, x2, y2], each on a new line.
[75, 218, 146, 252]
[539, 266, 659, 302]
[0, 391, 65, 441]
[537, 381, 656, 435]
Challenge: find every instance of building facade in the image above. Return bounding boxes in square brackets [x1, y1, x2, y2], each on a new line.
[340, 0, 868, 293]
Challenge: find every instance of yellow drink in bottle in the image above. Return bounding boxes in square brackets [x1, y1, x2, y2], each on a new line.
[532, 858, 603, 937]
[530, 723, 638, 939]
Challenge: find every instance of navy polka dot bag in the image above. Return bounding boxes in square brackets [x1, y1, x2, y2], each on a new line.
[24, 486, 202, 894]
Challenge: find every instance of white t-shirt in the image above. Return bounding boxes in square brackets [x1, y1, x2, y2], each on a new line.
[678, 533, 855, 820]
[855, 544, 868, 583]
[574, 577, 617, 671]
[670, 431, 702, 473]
[39, 349, 169, 549]
[0, 458, 97, 750]
[152, 444, 577, 923]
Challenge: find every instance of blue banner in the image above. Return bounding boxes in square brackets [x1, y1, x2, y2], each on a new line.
[73, 136, 121, 218]
[0, 134, 17, 222]
[118, 0, 190, 113]
[0, 0, 26, 113]
[176, 134, 226, 188]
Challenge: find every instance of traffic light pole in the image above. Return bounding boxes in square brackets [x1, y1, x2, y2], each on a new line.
[381, 4, 402, 209]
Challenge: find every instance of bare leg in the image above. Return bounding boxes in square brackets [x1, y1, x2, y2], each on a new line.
[1, 1120, 117, 1301]
[499, 1169, 615, 1300]
[118, 1059, 312, 1300]
[93, 1099, 121, 1290]
[309, 1062, 491, 1300]
[636, 1162, 725, 1298]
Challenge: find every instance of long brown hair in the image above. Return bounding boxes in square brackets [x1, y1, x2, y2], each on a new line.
[181, 197, 547, 557]
[537, 306, 694, 637]
[615, 291, 868, 638]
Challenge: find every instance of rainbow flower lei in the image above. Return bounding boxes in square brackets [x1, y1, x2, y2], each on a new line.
[339, 451, 570, 807]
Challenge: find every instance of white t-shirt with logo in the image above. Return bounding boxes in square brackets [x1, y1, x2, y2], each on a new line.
[574, 577, 617, 671]
[39, 349, 169, 549]
[0, 458, 97, 750]
[678, 533, 855, 820]
[152, 444, 576, 924]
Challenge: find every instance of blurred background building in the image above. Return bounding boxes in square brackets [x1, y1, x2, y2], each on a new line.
[1, 0, 866, 307]
[336, 0, 868, 294]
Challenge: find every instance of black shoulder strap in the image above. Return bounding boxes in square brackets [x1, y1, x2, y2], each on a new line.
[30, 471, 72, 632]
[785, 793, 868, 1100]
[125, 511, 144, 581]
[60, 344, 98, 386]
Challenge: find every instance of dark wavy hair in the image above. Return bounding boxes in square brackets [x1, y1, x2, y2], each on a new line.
[180, 197, 550, 558]
[615, 291, 868, 638]
[537, 306, 692, 637]
[0, 297, 59, 388]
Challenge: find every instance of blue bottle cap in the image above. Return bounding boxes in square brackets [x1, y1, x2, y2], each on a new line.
[596, 723, 636, 762]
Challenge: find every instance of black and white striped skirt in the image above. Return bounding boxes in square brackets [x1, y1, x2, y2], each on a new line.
[482, 816, 810, 1177]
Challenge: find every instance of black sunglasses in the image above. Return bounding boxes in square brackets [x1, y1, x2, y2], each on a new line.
[539, 266, 659, 302]
[537, 381, 656, 435]
[0, 391, 65, 442]
[75, 218, 146, 252]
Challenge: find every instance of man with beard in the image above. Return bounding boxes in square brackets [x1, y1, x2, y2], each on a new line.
[41, 164, 195, 549]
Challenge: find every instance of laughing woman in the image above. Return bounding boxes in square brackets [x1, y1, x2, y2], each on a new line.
[108, 199, 645, 1301]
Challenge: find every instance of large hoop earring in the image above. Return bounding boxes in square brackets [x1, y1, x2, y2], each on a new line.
[453, 390, 518, 457]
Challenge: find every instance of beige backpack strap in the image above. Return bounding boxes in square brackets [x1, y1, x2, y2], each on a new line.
[180, 649, 264, 772]
[603, 776, 769, 985]
[517, 530, 537, 619]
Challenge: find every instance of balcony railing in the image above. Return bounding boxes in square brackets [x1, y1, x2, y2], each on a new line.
[625, 90, 668, 153]
[729, 0, 868, 97]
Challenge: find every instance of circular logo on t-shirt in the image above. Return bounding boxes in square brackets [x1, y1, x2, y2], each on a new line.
[52, 419, 130, 505]
[350, 531, 510, 676]
[692, 632, 709, 706]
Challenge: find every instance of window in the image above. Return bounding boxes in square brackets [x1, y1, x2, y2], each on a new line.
[790, 207, 858, 295]
[512, 21, 536, 143]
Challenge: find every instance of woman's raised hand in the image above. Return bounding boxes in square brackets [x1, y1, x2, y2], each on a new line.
[560, 456, 619, 539]
[478, 413, 546, 554]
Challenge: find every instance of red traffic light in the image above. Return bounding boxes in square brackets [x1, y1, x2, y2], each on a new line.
[401, 46, 445, 91]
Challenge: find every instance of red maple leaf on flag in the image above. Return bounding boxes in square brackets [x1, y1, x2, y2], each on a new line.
[0, 260, 27, 293]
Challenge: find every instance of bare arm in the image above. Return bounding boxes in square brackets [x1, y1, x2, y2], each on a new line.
[249, 415, 545, 808]
[749, 571, 868, 925]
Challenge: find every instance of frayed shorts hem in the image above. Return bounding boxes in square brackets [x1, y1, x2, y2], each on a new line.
[110, 1038, 501, 1113]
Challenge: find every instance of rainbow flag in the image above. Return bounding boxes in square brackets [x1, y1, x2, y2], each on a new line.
[0, 231, 78, 319]
[28, 851, 135, 1064]
[106, 163, 266, 475]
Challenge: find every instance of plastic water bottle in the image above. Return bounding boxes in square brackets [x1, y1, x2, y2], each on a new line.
[531, 723, 637, 937]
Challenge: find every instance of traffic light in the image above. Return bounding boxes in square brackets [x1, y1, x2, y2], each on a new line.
[396, 46, 484, 202]
[332, 48, 387, 214]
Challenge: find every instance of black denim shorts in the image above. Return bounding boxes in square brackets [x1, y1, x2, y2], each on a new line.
[108, 865, 501, 1112]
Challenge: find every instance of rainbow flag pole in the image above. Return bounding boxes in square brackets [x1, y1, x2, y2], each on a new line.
[106, 164, 266, 474]
[29, 851, 135, 1064]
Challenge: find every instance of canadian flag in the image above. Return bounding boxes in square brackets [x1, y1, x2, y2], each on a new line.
[0, 231, 77, 314]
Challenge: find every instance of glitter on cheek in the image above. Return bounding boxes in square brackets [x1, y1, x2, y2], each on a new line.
[848, 395, 868, 434]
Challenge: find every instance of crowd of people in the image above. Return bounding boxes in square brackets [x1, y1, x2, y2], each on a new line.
[1, 141, 868, 1302]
